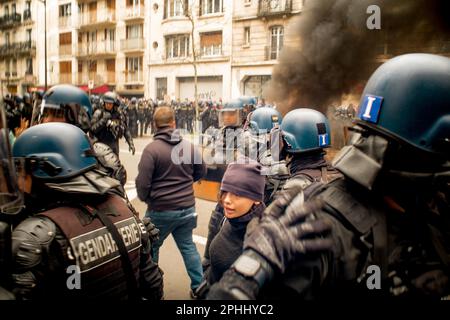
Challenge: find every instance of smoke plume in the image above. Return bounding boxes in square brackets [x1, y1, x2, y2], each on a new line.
[265, 0, 450, 116]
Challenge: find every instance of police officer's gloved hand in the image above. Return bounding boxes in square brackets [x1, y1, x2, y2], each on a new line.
[142, 217, 160, 245]
[129, 144, 136, 155]
[243, 187, 333, 274]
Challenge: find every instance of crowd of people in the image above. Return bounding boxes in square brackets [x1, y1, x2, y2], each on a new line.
[0, 53, 449, 301]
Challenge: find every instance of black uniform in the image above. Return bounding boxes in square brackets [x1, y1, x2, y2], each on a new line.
[90, 107, 134, 156]
[207, 166, 450, 300]
[11, 191, 163, 300]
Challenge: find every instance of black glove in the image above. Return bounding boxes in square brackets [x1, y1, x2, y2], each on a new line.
[106, 119, 120, 138]
[129, 143, 136, 155]
[243, 186, 333, 273]
[142, 217, 160, 245]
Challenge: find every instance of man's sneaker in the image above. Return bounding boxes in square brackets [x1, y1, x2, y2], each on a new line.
[190, 289, 199, 300]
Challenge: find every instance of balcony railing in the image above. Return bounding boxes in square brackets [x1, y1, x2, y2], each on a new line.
[59, 16, 71, 28]
[59, 44, 72, 55]
[78, 10, 115, 27]
[120, 38, 145, 51]
[0, 41, 36, 57]
[0, 13, 22, 29]
[258, 0, 292, 17]
[125, 71, 143, 83]
[23, 9, 32, 21]
[125, 5, 145, 19]
[59, 73, 72, 84]
[78, 40, 116, 56]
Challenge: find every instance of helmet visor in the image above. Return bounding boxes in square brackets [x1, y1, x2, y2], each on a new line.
[32, 101, 66, 125]
[219, 110, 241, 127]
[0, 103, 24, 215]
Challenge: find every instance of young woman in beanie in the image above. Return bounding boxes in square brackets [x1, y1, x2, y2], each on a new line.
[198, 160, 266, 294]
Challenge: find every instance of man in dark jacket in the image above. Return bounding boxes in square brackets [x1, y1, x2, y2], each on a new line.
[136, 106, 207, 296]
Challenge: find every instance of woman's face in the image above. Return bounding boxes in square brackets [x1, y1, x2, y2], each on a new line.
[221, 192, 258, 219]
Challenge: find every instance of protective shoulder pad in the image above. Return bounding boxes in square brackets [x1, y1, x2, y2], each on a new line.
[283, 175, 313, 191]
[12, 217, 56, 269]
[321, 179, 377, 235]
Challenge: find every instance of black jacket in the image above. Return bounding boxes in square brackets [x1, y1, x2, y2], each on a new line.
[206, 203, 266, 285]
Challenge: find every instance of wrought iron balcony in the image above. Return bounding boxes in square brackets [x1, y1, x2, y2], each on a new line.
[0, 41, 36, 57]
[0, 13, 22, 29]
[23, 9, 32, 22]
[258, 0, 292, 18]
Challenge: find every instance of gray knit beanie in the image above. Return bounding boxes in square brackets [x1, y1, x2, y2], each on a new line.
[220, 161, 265, 202]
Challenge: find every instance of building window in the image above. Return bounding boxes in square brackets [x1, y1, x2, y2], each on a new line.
[4, 6, 9, 16]
[270, 25, 283, 60]
[12, 4, 16, 14]
[26, 29, 32, 43]
[5, 59, 10, 76]
[164, 0, 188, 18]
[26, 1, 31, 11]
[126, 24, 143, 39]
[244, 0, 251, 6]
[200, 31, 222, 56]
[5, 32, 10, 46]
[12, 59, 17, 76]
[126, 56, 143, 82]
[26, 58, 33, 74]
[244, 75, 271, 97]
[165, 34, 190, 58]
[244, 27, 250, 46]
[126, 56, 142, 72]
[59, 32, 72, 55]
[156, 77, 167, 100]
[200, 0, 222, 15]
[59, 3, 71, 17]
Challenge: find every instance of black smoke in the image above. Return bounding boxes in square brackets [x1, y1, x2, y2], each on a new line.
[265, 0, 450, 116]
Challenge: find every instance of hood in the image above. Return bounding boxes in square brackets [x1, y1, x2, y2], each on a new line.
[43, 169, 121, 195]
[153, 127, 183, 145]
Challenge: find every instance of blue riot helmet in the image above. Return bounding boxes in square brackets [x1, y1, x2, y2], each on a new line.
[0, 102, 24, 215]
[247, 107, 282, 134]
[102, 91, 120, 111]
[12, 123, 97, 180]
[219, 99, 244, 128]
[33, 84, 92, 131]
[355, 53, 450, 157]
[239, 96, 257, 107]
[280, 108, 331, 154]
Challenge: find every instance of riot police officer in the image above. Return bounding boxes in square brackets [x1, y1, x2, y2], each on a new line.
[91, 91, 135, 157]
[239, 96, 257, 125]
[137, 99, 146, 137]
[11, 122, 163, 300]
[128, 97, 139, 138]
[208, 53, 450, 300]
[278, 108, 341, 191]
[245, 106, 290, 205]
[33, 85, 127, 187]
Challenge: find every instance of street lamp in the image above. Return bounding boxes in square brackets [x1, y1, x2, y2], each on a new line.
[38, 0, 47, 91]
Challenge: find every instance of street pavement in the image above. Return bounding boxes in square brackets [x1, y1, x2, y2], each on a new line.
[118, 133, 215, 300]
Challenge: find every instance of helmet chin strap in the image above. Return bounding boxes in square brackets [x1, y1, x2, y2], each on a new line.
[332, 133, 389, 190]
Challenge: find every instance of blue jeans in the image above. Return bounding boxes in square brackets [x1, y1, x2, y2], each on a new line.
[146, 206, 203, 290]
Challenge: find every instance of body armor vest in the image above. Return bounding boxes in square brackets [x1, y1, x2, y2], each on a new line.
[39, 195, 143, 299]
